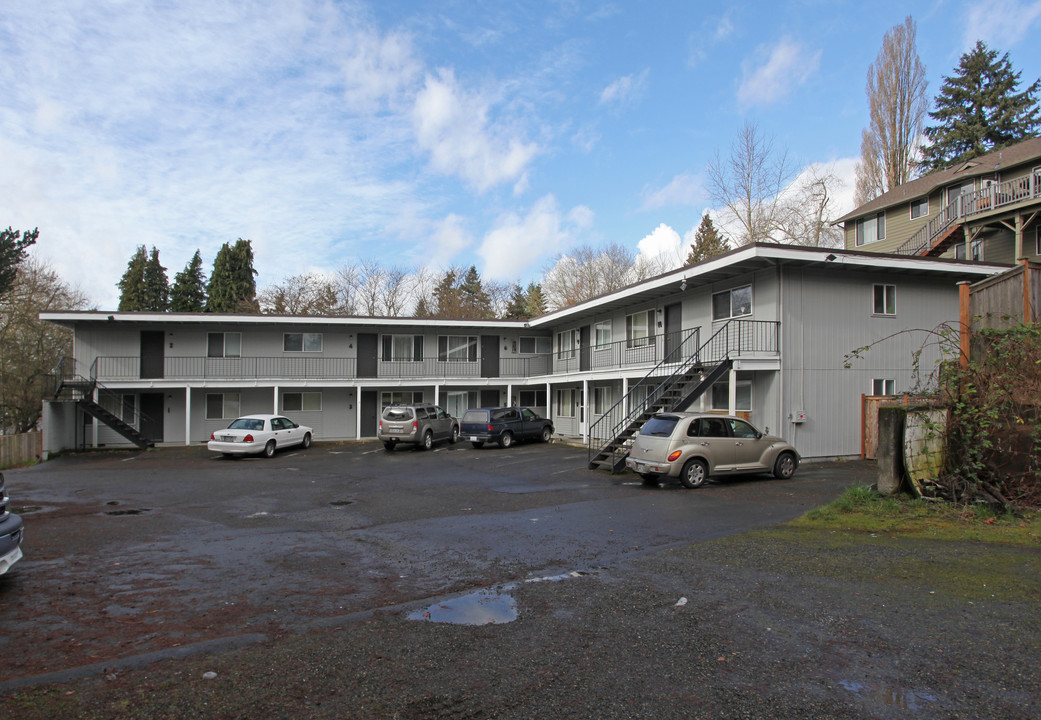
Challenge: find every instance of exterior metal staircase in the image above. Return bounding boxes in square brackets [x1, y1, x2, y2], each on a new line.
[587, 320, 778, 473]
[51, 358, 155, 449]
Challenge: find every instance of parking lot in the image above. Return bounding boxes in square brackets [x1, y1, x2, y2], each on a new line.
[3, 442, 1038, 719]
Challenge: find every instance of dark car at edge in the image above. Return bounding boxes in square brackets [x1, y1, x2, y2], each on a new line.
[460, 407, 553, 448]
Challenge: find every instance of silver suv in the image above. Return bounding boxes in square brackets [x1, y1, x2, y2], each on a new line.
[378, 403, 460, 451]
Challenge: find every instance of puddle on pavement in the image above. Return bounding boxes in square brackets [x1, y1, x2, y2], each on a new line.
[839, 680, 938, 710]
[104, 508, 151, 516]
[329, 500, 355, 506]
[409, 570, 593, 626]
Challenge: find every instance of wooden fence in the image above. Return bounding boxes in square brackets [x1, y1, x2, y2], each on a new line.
[0, 431, 42, 469]
[969, 261, 1041, 332]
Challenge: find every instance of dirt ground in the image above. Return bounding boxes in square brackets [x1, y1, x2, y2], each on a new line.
[1, 443, 1038, 718]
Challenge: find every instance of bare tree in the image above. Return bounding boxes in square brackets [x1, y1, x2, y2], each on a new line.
[854, 16, 928, 204]
[258, 273, 339, 315]
[541, 243, 638, 310]
[707, 121, 794, 245]
[0, 256, 90, 432]
[777, 167, 845, 248]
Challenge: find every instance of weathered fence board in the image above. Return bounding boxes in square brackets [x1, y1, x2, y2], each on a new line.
[0, 431, 42, 469]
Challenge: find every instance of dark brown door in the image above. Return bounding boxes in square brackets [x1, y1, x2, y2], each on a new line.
[140, 331, 165, 379]
[358, 334, 378, 378]
[664, 303, 682, 358]
[481, 335, 500, 378]
[580, 326, 591, 371]
[360, 391, 378, 436]
[139, 393, 164, 442]
[480, 389, 499, 407]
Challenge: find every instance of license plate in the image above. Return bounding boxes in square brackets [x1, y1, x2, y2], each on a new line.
[469, 436, 479, 442]
[221, 435, 234, 442]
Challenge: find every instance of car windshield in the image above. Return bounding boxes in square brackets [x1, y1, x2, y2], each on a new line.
[641, 416, 680, 437]
[229, 418, 265, 431]
[383, 407, 413, 421]
[462, 410, 487, 423]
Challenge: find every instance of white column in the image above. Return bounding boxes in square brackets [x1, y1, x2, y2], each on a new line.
[184, 386, 191, 445]
[273, 386, 279, 414]
[355, 387, 362, 439]
[622, 377, 629, 416]
[728, 367, 738, 415]
[434, 384, 440, 407]
[507, 383, 513, 406]
[581, 378, 589, 443]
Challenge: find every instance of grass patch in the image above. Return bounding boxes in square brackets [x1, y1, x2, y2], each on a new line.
[792, 485, 1041, 545]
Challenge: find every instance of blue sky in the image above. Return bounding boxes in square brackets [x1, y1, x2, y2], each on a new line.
[4, 1, 1041, 309]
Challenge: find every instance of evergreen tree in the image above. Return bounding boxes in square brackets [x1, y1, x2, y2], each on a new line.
[503, 284, 528, 319]
[458, 265, 492, 319]
[169, 250, 208, 312]
[920, 41, 1041, 172]
[117, 245, 149, 311]
[413, 295, 432, 318]
[0, 226, 38, 299]
[206, 239, 259, 313]
[685, 214, 730, 265]
[432, 267, 460, 318]
[523, 282, 546, 317]
[142, 247, 169, 311]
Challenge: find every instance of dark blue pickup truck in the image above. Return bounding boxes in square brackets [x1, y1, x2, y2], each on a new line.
[0, 472, 24, 576]
[460, 407, 553, 448]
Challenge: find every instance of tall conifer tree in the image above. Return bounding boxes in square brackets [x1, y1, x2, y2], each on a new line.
[142, 247, 169, 311]
[170, 250, 207, 312]
[206, 239, 258, 313]
[117, 245, 149, 311]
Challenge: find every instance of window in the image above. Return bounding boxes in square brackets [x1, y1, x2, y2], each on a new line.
[283, 391, 322, 412]
[855, 212, 885, 246]
[595, 321, 612, 350]
[518, 336, 551, 354]
[873, 284, 896, 315]
[1036, 226, 1041, 256]
[208, 332, 241, 358]
[445, 391, 477, 419]
[593, 386, 612, 415]
[872, 379, 896, 396]
[625, 310, 654, 348]
[710, 376, 752, 412]
[519, 390, 547, 407]
[712, 285, 752, 321]
[557, 329, 577, 359]
[910, 197, 929, 220]
[284, 332, 323, 352]
[100, 393, 137, 424]
[555, 388, 575, 417]
[382, 335, 422, 361]
[438, 335, 477, 362]
[380, 391, 423, 408]
[946, 180, 975, 207]
[205, 392, 240, 420]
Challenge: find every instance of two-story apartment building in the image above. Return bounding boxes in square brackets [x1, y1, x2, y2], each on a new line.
[41, 244, 1007, 463]
[836, 136, 1041, 263]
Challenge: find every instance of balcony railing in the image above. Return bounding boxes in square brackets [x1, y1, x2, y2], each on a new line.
[552, 329, 698, 374]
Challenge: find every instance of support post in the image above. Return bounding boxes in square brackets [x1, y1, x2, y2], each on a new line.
[958, 281, 971, 369]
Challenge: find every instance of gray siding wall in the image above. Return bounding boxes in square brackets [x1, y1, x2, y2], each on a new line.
[780, 266, 959, 458]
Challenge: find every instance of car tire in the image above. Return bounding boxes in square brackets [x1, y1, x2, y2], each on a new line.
[773, 451, 798, 479]
[640, 473, 659, 484]
[221, 453, 237, 459]
[263, 440, 276, 458]
[539, 426, 552, 443]
[679, 458, 708, 489]
[449, 425, 459, 444]
[420, 430, 433, 451]
[301, 433, 312, 449]
[471, 441, 484, 449]
[498, 432, 513, 449]
[383, 441, 396, 452]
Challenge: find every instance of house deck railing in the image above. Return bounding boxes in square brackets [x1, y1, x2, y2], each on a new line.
[895, 172, 1041, 256]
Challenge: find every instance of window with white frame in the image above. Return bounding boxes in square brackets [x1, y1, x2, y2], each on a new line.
[284, 332, 322, 352]
[625, 310, 654, 348]
[208, 332, 241, 358]
[555, 388, 575, 417]
[445, 390, 477, 419]
[382, 334, 422, 361]
[283, 391, 322, 412]
[873, 284, 896, 315]
[910, 197, 929, 220]
[593, 386, 612, 415]
[381, 390, 423, 408]
[872, 379, 896, 396]
[946, 180, 975, 207]
[519, 389, 547, 408]
[519, 336, 551, 354]
[205, 392, 240, 420]
[557, 329, 577, 359]
[712, 285, 752, 321]
[710, 375, 752, 412]
[438, 335, 477, 362]
[594, 321, 612, 349]
[855, 212, 886, 246]
[100, 393, 137, 424]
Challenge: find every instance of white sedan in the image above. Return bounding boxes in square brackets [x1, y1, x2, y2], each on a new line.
[208, 414, 313, 458]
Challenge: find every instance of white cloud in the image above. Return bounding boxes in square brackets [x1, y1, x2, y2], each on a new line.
[637, 223, 683, 264]
[476, 195, 593, 279]
[737, 38, 820, 106]
[600, 69, 649, 106]
[427, 214, 473, 269]
[412, 68, 539, 193]
[641, 173, 706, 210]
[964, 1, 1041, 49]
[340, 30, 421, 113]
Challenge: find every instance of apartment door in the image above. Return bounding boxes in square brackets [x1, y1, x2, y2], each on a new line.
[481, 335, 500, 378]
[357, 334, 378, 378]
[480, 389, 499, 407]
[579, 326, 591, 371]
[139, 393, 164, 442]
[140, 331, 165, 379]
[360, 391, 378, 437]
[664, 303, 682, 357]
